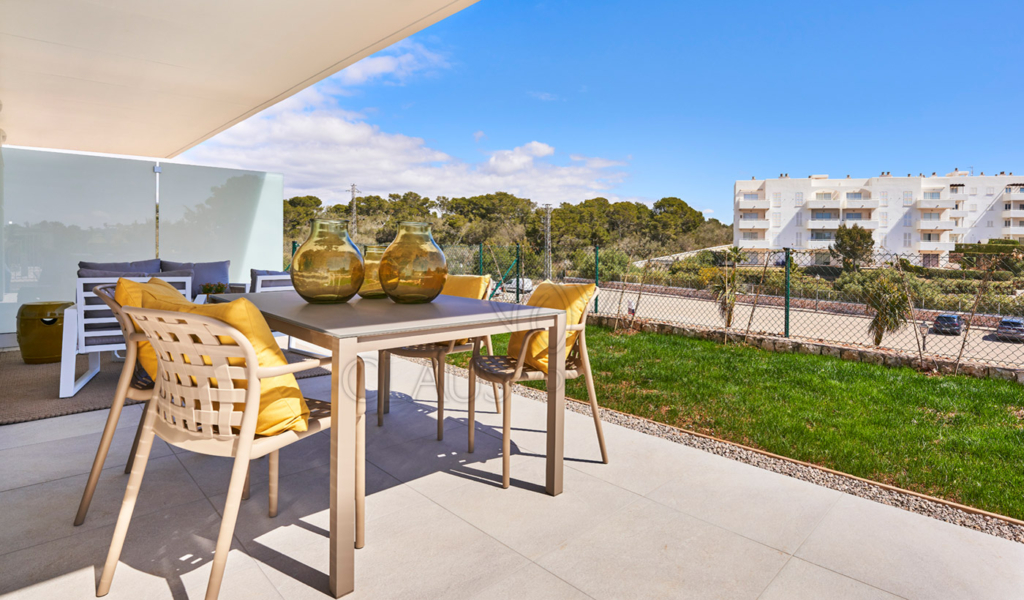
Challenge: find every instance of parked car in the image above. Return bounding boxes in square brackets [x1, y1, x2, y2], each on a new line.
[501, 277, 534, 293]
[995, 318, 1024, 342]
[932, 314, 964, 335]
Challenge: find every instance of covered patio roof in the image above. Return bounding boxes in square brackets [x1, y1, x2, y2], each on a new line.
[0, 0, 479, 157]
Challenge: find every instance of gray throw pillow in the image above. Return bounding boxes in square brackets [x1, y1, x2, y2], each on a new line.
[79, 258, 161, 272]
[161, 260, 230, 298]
[250, 269, 291, 293]
[77, 269, 149, 278]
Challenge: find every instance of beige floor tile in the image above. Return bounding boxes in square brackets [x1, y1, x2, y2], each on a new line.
[536, 497, 789, 600]
[0, 424, 171, 492]
[0, 403, 146, 452]
[0, 454, 205, 557]
[646, 456, 841, 553]
[795, 495, 1024, 600]
[255, 500, 529, 600]
[758, 558, 904, 600]
[433, 455, 640, 560]
[467, 563, 594, 600]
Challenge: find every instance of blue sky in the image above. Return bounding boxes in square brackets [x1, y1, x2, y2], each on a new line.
[184, 0, 1024, 221]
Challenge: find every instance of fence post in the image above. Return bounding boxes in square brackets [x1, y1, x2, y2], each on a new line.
[291, 240, 299, 256]
[594, 244, 600, 313]
[478, 242, 484, 276]
[784, 247, 791, 338]
[516, 243, 522, 304]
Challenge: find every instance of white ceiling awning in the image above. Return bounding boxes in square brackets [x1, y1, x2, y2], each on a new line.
[0, 0, 479, 158]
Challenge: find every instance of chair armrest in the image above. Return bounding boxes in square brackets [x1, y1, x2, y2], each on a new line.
[228, 283, 248, 294]
[567, 323, 586, 332]
[511, 328, 546, 380]
[257, 356, 331, 379]
[126, 332, 148, 344]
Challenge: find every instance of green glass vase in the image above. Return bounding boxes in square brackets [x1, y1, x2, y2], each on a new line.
[358, 244, 388, 299]
[379, 222, 447, 304]
[290, 219, 364, 303]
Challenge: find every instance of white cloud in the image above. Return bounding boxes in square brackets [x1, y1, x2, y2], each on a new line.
[181, 42, 627, 205]
[473, 130, 486, 142]
[702, 209, 715, 214]
[527, 91, 560, 101]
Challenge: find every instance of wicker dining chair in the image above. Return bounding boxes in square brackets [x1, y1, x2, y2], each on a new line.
[97, 307, 366, 600]
[377, 276, 501, 440]
[467, 289, 608, 488]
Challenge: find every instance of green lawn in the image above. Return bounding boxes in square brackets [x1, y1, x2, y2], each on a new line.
[450, 326, 1024, 520]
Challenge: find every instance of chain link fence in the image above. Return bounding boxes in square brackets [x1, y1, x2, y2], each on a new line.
[434, 242, 1024, 369]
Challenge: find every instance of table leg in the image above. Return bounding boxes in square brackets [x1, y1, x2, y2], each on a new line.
[330, 338, 358, 598]
[545, 313, 566, 496]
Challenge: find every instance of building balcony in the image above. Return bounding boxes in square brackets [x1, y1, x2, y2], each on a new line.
[806, 239, 834, 249]
[1005, 191, 1024, 201]
[1002, 209, 1024, 219]
[916, 220, 955, 231]
[917, 241, 955, 252]
[737, 199, 770, 210]
[948, 210, 969, 218]
[917, 198, 957, 209]
[841, 219, 878, 229]
[1003, 226, 1024, 236]
[736, 239, 770, 249]
[807, 219, 840, 229]
[737, 219, 770, 230]
[806, 198, 841, 209]
[844, 199, 879, 210]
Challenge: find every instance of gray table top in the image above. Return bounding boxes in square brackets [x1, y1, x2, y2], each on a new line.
[209, 291, 562, 340]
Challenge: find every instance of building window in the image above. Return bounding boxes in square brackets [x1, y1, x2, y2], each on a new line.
[903, 213, 912, 227]
[880, 212, 889, 227]
[1006, 203, 1012, 210]
[1006, 220, 1012, 227]
[970, 187, 977, 195]
[987, 220, 994, 227]
[1008, 187, 1014, 194]
[987, 187, 995, 195]
[772, 192, 782, 207]
[846, 212, 863, 221]
[771, 212, 781, 227]
[816, 192, 831, 201]
[880, 191, 889, 207]
[922, 233, 940, 242]
[795, 232, 803, 247]
[846, 192, 862, 200]
[794, 192, 804, 206]
[969, 203, 977, 212]
[903, 191, 913, 205]
[742, 231, 759, 241]
[923, 191, 941, 200]
[921, 212, 941, 221]
[811, 231, 834, 241]
[903, 232, 912, 247]
[812, 211, 834, 221]
[795, 212, 803, 226]
[743, 193, 759, 201]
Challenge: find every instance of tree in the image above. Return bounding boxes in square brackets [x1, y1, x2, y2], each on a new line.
[711, 246, 745, 328]
[864, 270, 911, 346]
[283, 196, 323, 238]
[829, 224, 874, 272]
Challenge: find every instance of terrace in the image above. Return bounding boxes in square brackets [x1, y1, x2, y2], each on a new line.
[3, 2, 1024, 599]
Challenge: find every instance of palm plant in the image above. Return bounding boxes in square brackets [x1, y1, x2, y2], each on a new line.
[711, 266, 738, 328]
[864, 272, 910, 346]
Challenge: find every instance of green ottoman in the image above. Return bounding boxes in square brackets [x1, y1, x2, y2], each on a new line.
[16, 301, 75, 364]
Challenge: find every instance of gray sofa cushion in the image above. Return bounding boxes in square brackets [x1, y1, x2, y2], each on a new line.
[79, 258, 160, 272]
[161, 260, 229, 297]
[250, 269, 291, 292]
[77, 269, 149, 278]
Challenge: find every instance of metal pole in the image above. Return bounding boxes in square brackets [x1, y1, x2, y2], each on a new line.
[349, 183, 360, 235]
[544, 204, 552, 281]
[516, 243, 522, 304]
[784, 248, 791, 337]
[478, 242, 484, 276]
[594, 244, 600, 313]
[292, 240, 299, 256]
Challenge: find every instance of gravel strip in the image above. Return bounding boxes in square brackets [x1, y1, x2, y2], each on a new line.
[405, 356, 1024, 545]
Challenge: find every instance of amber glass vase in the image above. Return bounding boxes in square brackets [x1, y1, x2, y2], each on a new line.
[358, 244, 388, 299]
[290, 219, 364, 303]
[379, 222, 447, 304]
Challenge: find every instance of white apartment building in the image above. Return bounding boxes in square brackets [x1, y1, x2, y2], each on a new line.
[734, 170, 1024, 266]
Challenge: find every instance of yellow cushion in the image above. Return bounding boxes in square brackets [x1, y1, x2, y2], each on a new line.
[441, 274, 491, 300]
[140, 293, 309, 436]
[507, 281, 596, 374]
[114, 277, 193, 378]
[441, 275, 492, 346]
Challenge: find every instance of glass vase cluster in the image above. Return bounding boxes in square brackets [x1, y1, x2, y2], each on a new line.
[358, 244, 388, 299]
[290, 219, 364, 303]
[378, 222, 447, 304]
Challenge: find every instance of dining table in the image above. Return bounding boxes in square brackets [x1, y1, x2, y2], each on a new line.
[210, 291, 568, 598]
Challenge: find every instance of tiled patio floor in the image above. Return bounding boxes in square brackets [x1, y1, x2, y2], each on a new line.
[1, 356, 1022, 599]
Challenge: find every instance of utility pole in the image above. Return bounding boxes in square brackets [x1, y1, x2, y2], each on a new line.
[544, 204, 552, 280]
[349, 183, 361, 235]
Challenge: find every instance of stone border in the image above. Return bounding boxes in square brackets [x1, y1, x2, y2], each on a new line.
[410, 357, 1024, 545]
[589, 314, 1024, 384]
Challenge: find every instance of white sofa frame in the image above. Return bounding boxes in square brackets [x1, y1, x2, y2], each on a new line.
[59, 276, 191, 398]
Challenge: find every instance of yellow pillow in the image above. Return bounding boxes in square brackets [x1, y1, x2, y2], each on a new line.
[441, 275, 492, 345]
[441, 274, 491, 300]
[140, 293, 309, 436]
[114, 277, 193, 378]
[507, 281, 596, 374]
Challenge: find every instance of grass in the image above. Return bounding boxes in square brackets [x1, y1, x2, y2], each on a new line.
[450, 325, 1024, 520]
